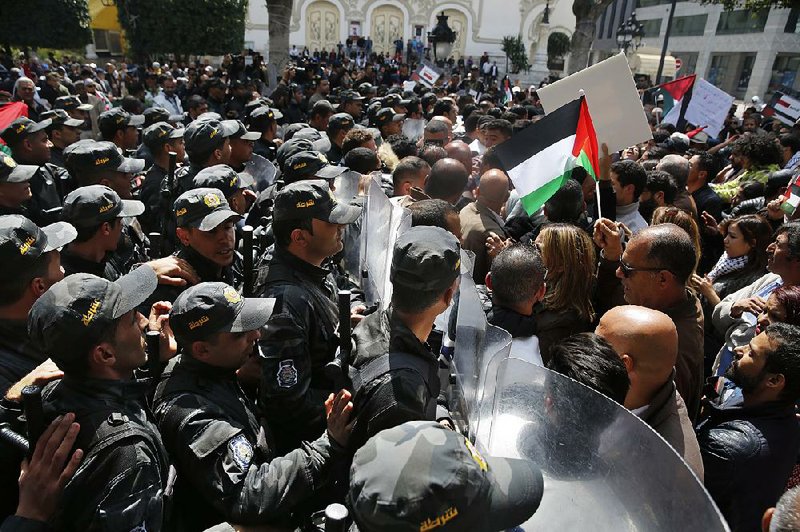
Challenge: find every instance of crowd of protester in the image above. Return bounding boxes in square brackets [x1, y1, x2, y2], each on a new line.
[0, 48, 799, 531]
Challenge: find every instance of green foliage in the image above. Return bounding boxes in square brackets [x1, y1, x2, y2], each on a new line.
[0, 0, 91, 49]
[501, 35, 531, 74]
[548, 32, 572, 59]
[117, 0, 247, 58]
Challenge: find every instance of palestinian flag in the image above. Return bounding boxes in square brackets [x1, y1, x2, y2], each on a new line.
[656, 74, 696, 128]
[764, 91, 800, 126]
[495, 96, 599, 215]
[502, 77, 513, 105]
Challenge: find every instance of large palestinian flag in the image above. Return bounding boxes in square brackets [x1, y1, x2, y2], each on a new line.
[656, 74, 696, 128]
[495, 96, 599, 215]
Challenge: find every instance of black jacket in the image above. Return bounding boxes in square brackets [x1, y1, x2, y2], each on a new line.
[258, 246, 341, 453]
[41, 376, 169, 531]
[153, 355, 336, 531]
[349, 307, 447, 452]
[696, 394, 800, 532]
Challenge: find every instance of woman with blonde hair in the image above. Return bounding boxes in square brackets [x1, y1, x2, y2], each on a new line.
[534, 223, 596, 363]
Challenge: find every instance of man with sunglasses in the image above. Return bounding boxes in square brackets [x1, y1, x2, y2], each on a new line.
[595, 219, 704, 421]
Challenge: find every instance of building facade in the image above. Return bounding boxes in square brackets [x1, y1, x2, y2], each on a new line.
[592, 1, 800, 100]
[245, 0, 576, 83]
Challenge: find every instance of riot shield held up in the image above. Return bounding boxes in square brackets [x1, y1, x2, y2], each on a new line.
[335, 170, 365, 284]
[450, 259, 513, 442]
[358, 177, 411, 307]
[479, 358, 729, 531]
[241, 154, 277, 191]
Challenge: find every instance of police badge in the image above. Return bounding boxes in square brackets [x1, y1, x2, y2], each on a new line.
[228, 434, 254, 470]
[276, 359, 298, 388]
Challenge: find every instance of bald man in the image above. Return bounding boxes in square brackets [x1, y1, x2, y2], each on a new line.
[597, 305, 704, 479]
[460, 169, 510, 284]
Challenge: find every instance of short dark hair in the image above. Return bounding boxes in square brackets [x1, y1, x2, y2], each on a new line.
[485, 119, 512, 138]
[639, 223, 697, 284]
[734, 133, 783, 167]
[343, 147, 379, 174]
[424, 120, 449, 137]
[691, 151, 722, 183]
[544, 178, 583, 223]
[611, 159, 647, 198]
[480, 146, 504, 172]
[387, 135, 417, 160]
[432, 100, 454, 118]
[780, 134, 800, 153]
[408, 199, 457, 231]
[764, 323, 800, 402]
[73, 218, 120, 243]
[776, 221, 800, 260]
[645, 170, 678, 204]
[511, 119, 532, 135]
[187, 95, 207, 111]
[546, 332, 631, 404]
[273, 218, 314, 248]
[490, 244, 546, 306]
[418, 144, 448, 167]
[0, 251, 51, 306]
[393, 156, 429, 190]
[464, 112, 484, 134]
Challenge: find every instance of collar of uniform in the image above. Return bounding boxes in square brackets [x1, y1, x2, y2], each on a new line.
[0, 318, 46, 364]
[178, 245, 233, 283]
[386, 306, 432, 358]
[59, 374, 151, 404]
[274, 244, 331, 284]
[178, 352, 238, 380]
[60, 247, 109, 277]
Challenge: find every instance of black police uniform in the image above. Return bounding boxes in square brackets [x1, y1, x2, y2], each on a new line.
[140, 162, 168, 235]
[253, 138, 278, 162]
[59, 225, 148, 281]
[22, 163, 68, 225]
[50, 146, 66, 169]
[325, 143, 344, 166]
[258, 246, 340, 452]
[154, 355, 338, 530]
[348, 307, 445, 451]
[258, 180, 362, 454]
[41, 376, 170, 531]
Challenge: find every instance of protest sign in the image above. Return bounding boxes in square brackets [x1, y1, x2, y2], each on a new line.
[537, 53, 652, 153]
[411, 62, 442, 88]
[683, 78, 735, 138]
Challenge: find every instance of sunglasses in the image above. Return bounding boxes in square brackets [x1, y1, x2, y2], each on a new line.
[619, 258, 673, 278]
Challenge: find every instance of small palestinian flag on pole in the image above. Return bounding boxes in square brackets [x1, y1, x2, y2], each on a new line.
[656, 74, 696, 130]
[495, 96, 600, 215]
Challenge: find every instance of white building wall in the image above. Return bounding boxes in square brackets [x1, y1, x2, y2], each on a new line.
[247, 0, 576, 80]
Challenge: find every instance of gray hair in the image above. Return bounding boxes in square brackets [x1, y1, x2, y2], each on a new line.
[770, 485, 800, 531]
[656, 154, 690, 188]
[12, 76, 35, 99]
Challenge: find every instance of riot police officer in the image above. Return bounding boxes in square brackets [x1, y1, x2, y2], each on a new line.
[258, 180, 361, 453]
[348, 226, 461, 451]
[154, 282, 353, 530]
[28, 267, 171, 530]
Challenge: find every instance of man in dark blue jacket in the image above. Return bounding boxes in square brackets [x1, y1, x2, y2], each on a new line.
[697, 323, 800, 532]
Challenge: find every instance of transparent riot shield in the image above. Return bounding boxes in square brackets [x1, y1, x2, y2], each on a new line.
[450, 261, 513, 442]
[241, 154, 277, 192]
[335, 170, 366, 284]
[333, 170, 362, 204]
[358, 177, 411, 307]
[478, 358, 729, 531]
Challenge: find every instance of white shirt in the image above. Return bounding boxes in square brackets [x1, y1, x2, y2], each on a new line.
[153, 91, 183, 115]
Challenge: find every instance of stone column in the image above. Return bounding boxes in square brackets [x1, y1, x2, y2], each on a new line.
[530, 23, 551, 84]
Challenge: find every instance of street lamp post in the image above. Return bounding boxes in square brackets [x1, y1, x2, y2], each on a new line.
[427, 12, 457, 67]
[616, 12, 645, 56]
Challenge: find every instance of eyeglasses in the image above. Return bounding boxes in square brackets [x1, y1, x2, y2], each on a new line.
[618, 258, 673, 278]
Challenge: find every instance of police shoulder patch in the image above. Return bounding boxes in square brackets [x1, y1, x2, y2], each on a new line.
[276, 359, 298, 388]
[228, 434, 254, 470]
